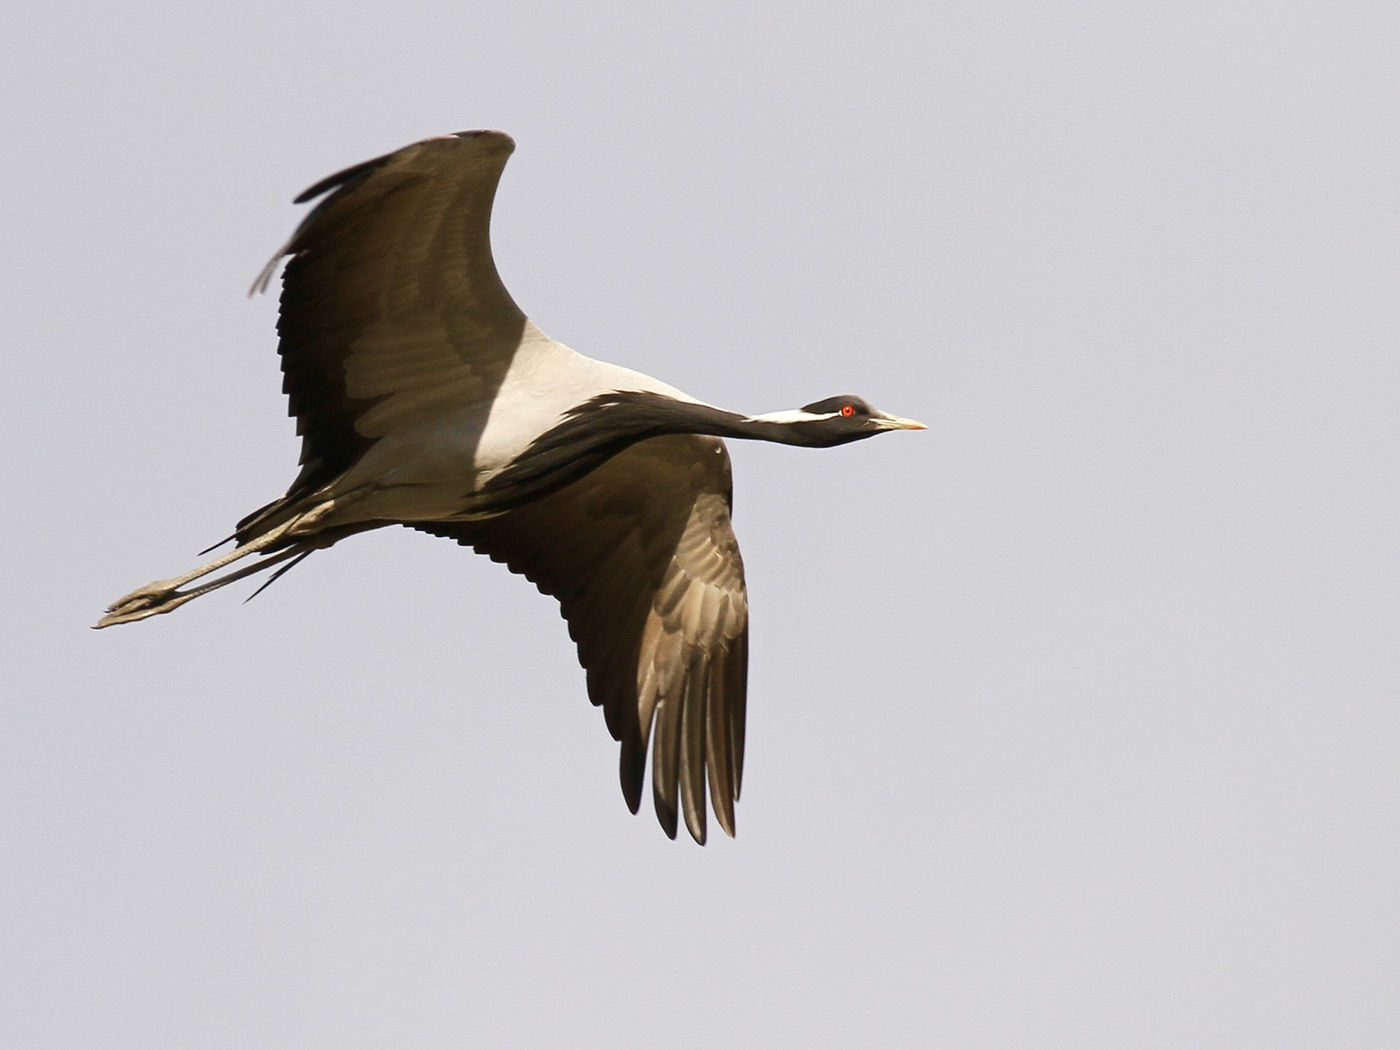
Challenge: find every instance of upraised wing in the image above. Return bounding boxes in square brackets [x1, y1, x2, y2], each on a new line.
[418, 434, 749, 844]
[255, 131, 530, 494]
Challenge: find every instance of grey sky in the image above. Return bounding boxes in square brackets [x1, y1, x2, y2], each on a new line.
[4, 2, 1397, 1047]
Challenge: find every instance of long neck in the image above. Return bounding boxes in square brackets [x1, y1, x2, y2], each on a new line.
[573, 392, 835, 446]
[475, 391, 819, 512]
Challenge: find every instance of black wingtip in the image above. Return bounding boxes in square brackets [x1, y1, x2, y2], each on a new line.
[293, 155, 383, 204]
[619, 739, 645, 814]
[293, 131, 515, 204]
[654, 793, 680, 841]
[449, 129, 516, 151]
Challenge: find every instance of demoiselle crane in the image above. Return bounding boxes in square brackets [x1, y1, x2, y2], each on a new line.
[97, 131, 925, 843]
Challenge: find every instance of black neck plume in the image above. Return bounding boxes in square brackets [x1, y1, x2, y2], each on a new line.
[476, 391, 828, 513]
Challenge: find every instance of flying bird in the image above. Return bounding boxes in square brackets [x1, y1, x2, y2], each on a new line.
[98, 131, 925, 843]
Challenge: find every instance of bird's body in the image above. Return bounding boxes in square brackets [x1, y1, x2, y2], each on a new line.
[99, 131, 924, 843]
[255, 321, 699, 529]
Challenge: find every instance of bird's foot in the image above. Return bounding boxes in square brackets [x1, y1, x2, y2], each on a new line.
[94, 531, 310, 629]
[95, 580, 197, 628]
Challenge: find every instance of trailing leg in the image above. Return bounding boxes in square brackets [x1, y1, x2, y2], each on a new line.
[97, 517, 307, 628]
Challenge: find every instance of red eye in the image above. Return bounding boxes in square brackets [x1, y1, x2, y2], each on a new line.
[841, 404, 855, 417]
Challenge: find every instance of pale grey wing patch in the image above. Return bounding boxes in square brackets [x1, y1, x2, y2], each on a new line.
[638, 487, 748, 842]
[264, 133, 536, 492]
[414, 435, 749, 844]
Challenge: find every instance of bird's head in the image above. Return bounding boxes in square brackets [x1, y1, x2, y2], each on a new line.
[742, 396, 926, 447]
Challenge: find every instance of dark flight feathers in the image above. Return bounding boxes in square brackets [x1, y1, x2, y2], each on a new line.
[417, 435, 748, 843]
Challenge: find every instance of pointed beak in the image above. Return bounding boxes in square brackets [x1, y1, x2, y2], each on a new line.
[874, 413, 927, 431]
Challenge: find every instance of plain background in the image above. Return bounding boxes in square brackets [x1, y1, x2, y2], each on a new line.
[3, 3, 1397, 1047]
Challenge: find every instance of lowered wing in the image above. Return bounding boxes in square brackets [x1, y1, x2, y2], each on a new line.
[419, 434, 749, 844]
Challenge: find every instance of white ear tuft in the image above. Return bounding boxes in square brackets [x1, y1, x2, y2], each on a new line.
[740, 409, 838, 425]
